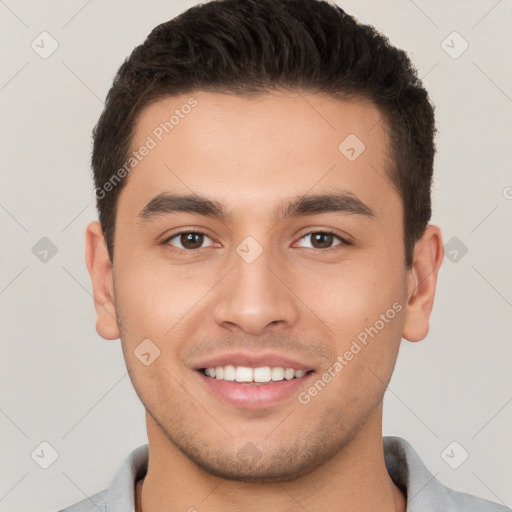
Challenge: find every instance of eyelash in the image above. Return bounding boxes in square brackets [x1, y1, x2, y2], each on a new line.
[162, 229, 350, 253]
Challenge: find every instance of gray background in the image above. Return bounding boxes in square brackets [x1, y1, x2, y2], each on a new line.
[1, 1, 511, 510]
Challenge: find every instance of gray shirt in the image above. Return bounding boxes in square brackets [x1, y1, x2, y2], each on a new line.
[58, 436, 509, 511]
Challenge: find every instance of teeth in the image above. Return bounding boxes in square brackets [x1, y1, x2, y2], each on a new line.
[235, 366, 253, 382]
[254, 367, 272, 382]
[271, 367, 285, 381]
[203, 365, 310, 383]
[284, 368, 295, 380]
[223, 365, 236, 381]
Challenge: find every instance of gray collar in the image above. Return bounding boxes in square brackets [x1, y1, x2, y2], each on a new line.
[97, 437, 507, 512]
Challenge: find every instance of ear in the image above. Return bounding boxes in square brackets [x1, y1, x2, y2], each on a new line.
[402, 224, 444, 342]
[85, 221, 120, 340]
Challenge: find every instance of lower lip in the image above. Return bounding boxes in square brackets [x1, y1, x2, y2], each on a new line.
[196, 371, 314, 409]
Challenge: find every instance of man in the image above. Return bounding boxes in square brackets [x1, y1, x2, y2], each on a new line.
[59, 0, 508, 510]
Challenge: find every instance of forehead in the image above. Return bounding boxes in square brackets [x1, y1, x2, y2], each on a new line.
[122, 90, 397, 220]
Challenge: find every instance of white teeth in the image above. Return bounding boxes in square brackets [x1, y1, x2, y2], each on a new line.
[271, 367, 285, 381]
[203, 365, 310, 383]
[284, 368, 295, 380]
[253, 366, 272, 383]
[235, 366, 253, 382]
[223, 365, 236, 381]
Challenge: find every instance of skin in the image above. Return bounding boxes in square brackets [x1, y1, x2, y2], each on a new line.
[86, 90, 443, 512]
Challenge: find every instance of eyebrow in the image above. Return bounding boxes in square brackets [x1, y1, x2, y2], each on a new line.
[138, 190, 374, 223]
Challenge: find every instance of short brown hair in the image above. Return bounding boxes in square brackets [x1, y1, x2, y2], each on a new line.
[92, 0, 436, 267]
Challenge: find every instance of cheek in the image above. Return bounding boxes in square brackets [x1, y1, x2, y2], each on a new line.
[291, 254, 406, 334]
[113, 256, 211, 335]
[113, 258, 224, 391]
[292, 253, 407, 390]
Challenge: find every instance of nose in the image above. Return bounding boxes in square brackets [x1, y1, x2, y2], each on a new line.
[212, 244, 299, 336]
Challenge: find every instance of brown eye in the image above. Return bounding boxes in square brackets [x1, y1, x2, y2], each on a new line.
[311, 233, 334, 249]
[166, 232, 212, 250]
[296, 231, 345, 250]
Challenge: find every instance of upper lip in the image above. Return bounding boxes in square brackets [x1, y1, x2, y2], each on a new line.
[193, 351, 315, 372]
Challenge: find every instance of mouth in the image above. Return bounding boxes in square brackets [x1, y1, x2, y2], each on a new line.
[195, 363, 315, 409]
[199, 365, 314, 384]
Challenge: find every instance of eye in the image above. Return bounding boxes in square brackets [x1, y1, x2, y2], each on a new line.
[163, 230, 348, 252]
[295, 231, 347, 250]
[164, 231, 215, 251]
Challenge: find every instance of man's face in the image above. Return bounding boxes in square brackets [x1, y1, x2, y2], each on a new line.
[108, 91, 411, 481]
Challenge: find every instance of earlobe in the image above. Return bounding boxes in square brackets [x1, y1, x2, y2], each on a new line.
[402, 225, 444, 342]
[85, 221, 120, 340]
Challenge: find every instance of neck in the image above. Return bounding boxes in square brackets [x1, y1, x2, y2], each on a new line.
[137, 406, 406, 512]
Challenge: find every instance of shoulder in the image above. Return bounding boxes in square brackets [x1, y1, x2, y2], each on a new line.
[56, 488, 107, 512]
[55, 444, 148, 512]
[383, 437, 510, 512]
[437, 485, 510, 511]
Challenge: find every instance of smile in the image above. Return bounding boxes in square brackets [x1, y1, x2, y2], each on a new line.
[197, 366, 315, 409]
[201, 365, 312, 383]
